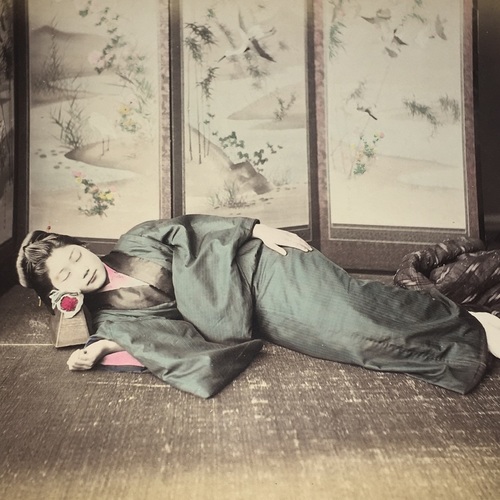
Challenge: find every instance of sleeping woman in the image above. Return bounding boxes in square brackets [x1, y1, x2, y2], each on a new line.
[16, 214, 499, 398]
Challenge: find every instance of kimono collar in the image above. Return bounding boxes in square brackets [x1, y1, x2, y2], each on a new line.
[101, 251, 174, 297]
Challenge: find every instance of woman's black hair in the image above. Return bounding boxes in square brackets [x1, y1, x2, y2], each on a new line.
[16, 231, 86, 312]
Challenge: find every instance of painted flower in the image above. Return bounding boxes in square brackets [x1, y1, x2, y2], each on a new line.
[49, 290, 84, 319]
[118, 104, 131, 116]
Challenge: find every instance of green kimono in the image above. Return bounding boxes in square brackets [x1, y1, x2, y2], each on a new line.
[86, 215, 489, 398]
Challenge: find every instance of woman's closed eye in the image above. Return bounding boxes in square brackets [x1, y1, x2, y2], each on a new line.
[70, 249, 81, 262]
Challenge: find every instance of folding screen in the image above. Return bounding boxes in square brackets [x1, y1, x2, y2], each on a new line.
[170, 0, 315, 239]
[171, 0, 480, 269]
[27, 0, 170, 240]
[22, 0, 480, 271]
[314, 0, 480, 269]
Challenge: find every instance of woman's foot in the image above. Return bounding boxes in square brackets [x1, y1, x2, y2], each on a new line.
[469, 311, 500, 358]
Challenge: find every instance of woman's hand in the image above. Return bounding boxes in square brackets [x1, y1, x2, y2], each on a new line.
[67, 339, 123, 371]
[252, 223, 313, 256]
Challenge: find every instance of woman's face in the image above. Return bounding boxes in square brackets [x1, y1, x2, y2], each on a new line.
[45, 245, 107, 293]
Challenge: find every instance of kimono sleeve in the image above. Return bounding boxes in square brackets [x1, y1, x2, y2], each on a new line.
[118, 214, 259, 266]
[115, 214, 262, 345]
[93, 316, 263, 398]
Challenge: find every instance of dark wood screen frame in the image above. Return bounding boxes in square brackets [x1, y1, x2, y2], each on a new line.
[0, 0, 29, 294]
